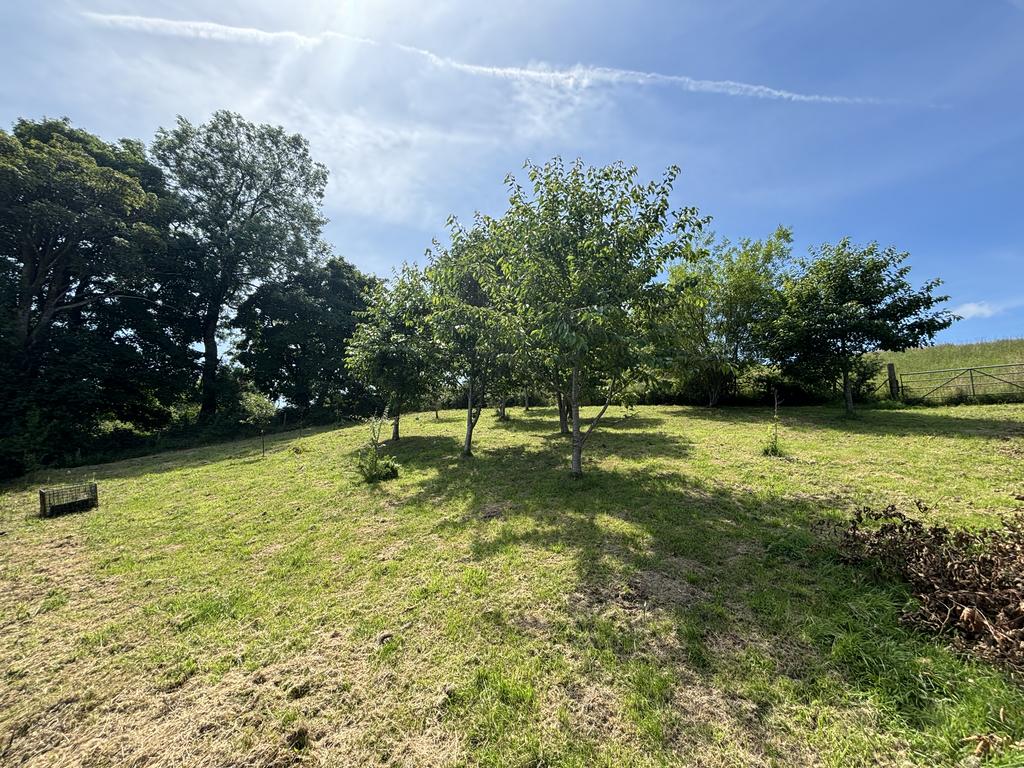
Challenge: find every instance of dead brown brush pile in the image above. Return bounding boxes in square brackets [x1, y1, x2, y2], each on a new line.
[840, 503, 1024, 672]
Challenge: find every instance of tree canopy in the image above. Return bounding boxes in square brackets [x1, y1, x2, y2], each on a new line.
[234, 257, 375, 416]
[770, 239, 955, 413]
[152, 110, 329, 418]
[0, 111, 964, 479]
[346, 264, 438, 441]
[501, 158, 708, 476]
[428, 216, 516, 456]
[667, 227, 792, 405]
[0, 118, 195, 476]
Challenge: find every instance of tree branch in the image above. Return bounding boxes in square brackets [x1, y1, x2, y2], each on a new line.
[580, 376, 620, 446]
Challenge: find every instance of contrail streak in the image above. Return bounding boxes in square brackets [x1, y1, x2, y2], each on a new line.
[83, 12, 895, 105]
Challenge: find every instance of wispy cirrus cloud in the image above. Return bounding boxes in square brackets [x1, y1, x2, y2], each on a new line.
[82, 11, 895, 106]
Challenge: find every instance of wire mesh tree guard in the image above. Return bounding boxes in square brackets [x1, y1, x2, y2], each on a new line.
[38, 483, 99, 518]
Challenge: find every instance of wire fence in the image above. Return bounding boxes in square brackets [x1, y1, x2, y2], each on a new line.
[899, 363, 1024, 403]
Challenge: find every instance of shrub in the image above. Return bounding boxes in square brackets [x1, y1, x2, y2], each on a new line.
[761, 420, 782, 457]
[840, 503, 1024, 671]
[355, 409, 400, 483]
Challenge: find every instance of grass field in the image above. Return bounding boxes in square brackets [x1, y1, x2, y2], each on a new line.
[2, 403, 1024, 766]
[877, 338, 1024, 375]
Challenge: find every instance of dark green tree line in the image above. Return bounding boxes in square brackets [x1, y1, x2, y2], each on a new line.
[770, 239, 955, 414]
[0, 114, 367, 477]
[0, 118, 197, 475]
[234, 257, 376, 418]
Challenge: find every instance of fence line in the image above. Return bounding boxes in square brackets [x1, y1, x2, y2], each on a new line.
[898, 362, 1024, 402]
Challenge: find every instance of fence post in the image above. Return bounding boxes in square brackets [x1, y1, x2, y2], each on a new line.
[887, 363, 899, 399]
[969, 368, 976, 398]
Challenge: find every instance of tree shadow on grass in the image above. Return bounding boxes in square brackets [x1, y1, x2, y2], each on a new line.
[488, 408, 669, 436]
[385, 435, 465, 479]
[0, 425, 353, 499]
[404, 445, 1024, 763]
[676, 404, 1024, 440]
[389, 419, 692, 477]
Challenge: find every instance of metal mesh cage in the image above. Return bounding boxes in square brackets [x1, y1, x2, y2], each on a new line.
[39, 483, 99, 518]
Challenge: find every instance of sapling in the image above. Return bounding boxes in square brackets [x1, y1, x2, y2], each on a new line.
[355, 407, 400, 483]
[762, 388, 784, 457]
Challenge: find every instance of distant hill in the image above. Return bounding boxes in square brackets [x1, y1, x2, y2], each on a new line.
[877, 338, 1024, 375]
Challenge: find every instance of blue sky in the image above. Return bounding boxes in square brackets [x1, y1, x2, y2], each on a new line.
[2, 1, 1022, 342]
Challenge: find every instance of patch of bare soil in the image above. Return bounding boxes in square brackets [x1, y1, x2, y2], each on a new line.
[997, 438, 1024, 460]
[573, 567, 709, 621]
[722, 540, 766, 564]
[543, 680, 621, 739]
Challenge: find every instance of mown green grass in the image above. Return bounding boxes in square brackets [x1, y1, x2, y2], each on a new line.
[2, 404, 1023, 766]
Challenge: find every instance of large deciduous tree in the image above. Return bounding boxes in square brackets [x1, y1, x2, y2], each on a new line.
[0, 118, 161, 376]
[152, 110, 328, 419]
[0, 118, 196, 476]
[771, 239, 955, 414]
[346, 264, 437, 441]
[234, 257, 375, 417]
[502, 158, 707, 477]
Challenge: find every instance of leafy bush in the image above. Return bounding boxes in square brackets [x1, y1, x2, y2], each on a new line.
[355, 409, 399, 483]
[840, 503, 1024, 671]
[761, 417, 782, 457]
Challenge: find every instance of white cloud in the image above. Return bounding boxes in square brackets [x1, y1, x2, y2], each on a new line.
[953, 301, 999, 319]
[952, 298, 1024, 320]
[277, 105, 499, 227]
[83, 11, 894, 105]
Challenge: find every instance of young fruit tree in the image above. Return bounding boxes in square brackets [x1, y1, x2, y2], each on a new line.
[771, 239, 956, 414]
[427, 217, 513, 457]
[502, 158, 707, 477]
[345, 264, 437, 441]
[666, 226, 792, 405]
[152, 110, 328, 419]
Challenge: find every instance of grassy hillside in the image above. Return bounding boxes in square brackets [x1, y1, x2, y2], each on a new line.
[877, 337, 1024, 375]
[2, 404, 1024, 767]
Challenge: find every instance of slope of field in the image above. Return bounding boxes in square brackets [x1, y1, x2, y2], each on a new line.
[878, 337, 1024, 375]
[2, 404, 1024, 767]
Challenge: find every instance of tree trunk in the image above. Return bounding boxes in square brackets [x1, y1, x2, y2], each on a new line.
[570, 368, 583, 477]
[199, 304, 220, 420]
[497, 400, 508, 421]
[557, 391, 569, 435]
[523, 388, 530, 411]
[464, 377, 476, 456]
[392, 401, 401, 441]
[434, 401, 440, 420]
[842, 368, 854, 415]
